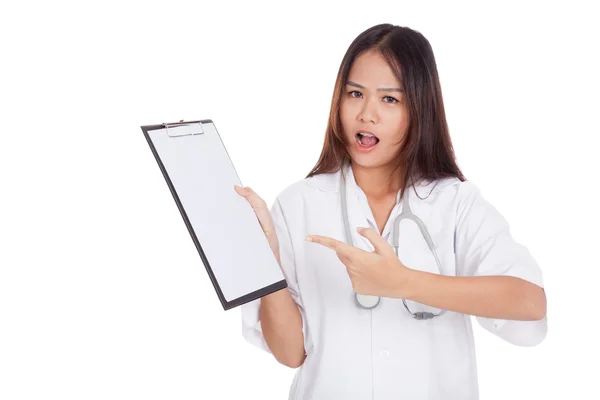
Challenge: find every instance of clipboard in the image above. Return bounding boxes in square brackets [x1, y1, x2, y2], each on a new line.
[141, 119, 287, 310]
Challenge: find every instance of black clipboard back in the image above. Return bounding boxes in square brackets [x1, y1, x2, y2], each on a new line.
[141, 119, 287, 310]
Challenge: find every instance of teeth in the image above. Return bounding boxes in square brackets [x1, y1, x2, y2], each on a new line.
[358, 132, 375, 138]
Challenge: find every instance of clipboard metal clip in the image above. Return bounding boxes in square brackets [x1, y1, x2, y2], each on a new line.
[162, 119, 204, 138]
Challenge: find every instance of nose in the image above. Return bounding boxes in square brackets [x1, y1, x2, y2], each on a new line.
[358, 97, 378, 124]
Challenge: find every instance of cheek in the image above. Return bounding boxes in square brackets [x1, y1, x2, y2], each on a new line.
[390, 107, 409, 130]
[339, 105, 347, 123]
[339, 102, 354, 130]
[382, 109, 409, 144]
[340, 100, 351, 116]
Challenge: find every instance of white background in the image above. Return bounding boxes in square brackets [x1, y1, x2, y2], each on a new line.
[1, 1, 598, 399]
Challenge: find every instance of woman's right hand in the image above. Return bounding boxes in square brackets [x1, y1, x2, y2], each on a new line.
[234, 185, 280, 264]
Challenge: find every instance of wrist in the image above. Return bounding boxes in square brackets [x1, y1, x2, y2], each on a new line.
[395, 262, 420, 299]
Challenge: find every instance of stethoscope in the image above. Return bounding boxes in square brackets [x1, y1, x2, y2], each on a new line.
[340, 158, 447, 320]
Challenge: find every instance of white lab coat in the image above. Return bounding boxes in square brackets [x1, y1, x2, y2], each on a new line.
[241, 161, 547, 400]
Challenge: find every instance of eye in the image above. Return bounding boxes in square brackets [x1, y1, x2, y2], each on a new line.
[383, 96, 399, 104]
[348, 90, 362, 98]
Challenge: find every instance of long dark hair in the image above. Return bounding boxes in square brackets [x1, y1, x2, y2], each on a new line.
[305, 23, 466, 200]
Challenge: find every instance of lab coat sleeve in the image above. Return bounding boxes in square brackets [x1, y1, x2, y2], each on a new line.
[454, 181, 547, 347]
[240, 196, 311, 356]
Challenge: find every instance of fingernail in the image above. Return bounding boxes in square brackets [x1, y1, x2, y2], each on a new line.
[305, 236, 312, 242]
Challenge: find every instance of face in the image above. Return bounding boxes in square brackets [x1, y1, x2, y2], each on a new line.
[340, 49, 408, 168]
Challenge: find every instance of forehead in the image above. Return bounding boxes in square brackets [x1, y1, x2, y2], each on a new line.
[347, 50, 401, 87]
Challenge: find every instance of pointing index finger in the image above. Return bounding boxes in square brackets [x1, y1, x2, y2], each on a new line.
[306, 235, 350, 253]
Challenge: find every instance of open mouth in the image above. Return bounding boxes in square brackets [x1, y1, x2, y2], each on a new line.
[356, 132, 380, 147]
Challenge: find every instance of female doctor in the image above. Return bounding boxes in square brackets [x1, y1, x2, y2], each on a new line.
[236, 23, 548, 400]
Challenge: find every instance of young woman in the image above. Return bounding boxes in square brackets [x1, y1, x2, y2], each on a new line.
[235, 23, 547, 400]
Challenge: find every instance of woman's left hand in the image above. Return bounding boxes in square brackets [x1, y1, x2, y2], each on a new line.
[306, 227, 414, 299]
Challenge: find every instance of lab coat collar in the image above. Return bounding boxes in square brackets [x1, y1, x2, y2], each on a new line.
[306, 161, 460, 249]
[306, 161, 460, 199]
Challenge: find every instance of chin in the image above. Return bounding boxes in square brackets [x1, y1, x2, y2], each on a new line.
[349, 154, 380, 167]
[349, 152, 395, 169]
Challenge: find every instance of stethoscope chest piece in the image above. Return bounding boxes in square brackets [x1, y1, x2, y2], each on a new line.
[355, 293, 380, 309]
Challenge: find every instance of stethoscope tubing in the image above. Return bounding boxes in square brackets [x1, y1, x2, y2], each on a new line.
[340, 158, 447, 320]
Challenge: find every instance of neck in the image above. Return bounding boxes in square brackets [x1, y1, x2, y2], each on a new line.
[350, 160, 403, 201]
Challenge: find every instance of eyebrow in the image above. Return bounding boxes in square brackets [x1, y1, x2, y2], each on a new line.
[347, 80, 404, 92]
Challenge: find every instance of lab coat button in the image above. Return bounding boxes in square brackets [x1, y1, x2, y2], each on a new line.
[380, 349, 390, 358]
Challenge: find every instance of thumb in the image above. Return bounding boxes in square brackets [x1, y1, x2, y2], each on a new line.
[357, 227, 394, 256]
[234, 185, 249, 195]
